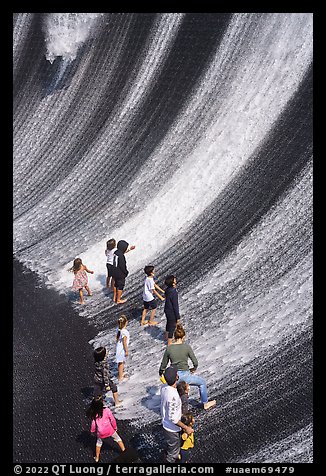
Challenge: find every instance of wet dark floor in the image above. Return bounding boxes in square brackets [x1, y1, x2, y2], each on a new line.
[13, 259, 141, 463]
[13, 259, 313, 465]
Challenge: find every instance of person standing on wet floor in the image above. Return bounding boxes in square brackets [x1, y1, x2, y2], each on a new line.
[111, 240, 135, 304]
[160, 365, 194, 463]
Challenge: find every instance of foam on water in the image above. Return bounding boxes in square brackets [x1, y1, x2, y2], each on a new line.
[33, 12, 313, 292]
[13, 13, 183, 213]
[85, 162, 311, 423]
[43, 13, 103, 63]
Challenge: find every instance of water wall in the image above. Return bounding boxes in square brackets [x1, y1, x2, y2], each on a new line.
[13, 13, 313, 463]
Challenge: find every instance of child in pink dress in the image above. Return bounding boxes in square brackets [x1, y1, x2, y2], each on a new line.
[69, 257, 94, 304]
[86, 395, 125, 463]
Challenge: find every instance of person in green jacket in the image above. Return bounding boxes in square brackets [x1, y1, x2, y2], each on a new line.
[159, 323, 216, 410]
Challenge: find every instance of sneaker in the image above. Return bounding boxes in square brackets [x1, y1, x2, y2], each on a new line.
[203, 400, 216, 410]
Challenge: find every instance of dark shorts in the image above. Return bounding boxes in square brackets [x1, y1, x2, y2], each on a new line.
[106, 263, 115, 278]
[94, 380, 118, 396]
[143, 299, 157, 310]
[114, 277, 125, 290]
[165, 313, 177, 338]
[180, 448, 191, 463]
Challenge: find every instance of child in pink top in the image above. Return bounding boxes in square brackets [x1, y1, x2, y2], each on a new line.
[86, 395, 125, 462]
[69, 257, 94, 304]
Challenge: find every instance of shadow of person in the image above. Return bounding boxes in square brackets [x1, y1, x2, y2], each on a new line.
[143, 324, 166, 343]
[81, 386, 95, 407]
[81, 386, 94, 399]
[139, 385, 162, 417]
[112, 446, 141, 463]
[98, 274, 108, 290]
[77, 431, 124, 462]
[76, 430, 94, 450]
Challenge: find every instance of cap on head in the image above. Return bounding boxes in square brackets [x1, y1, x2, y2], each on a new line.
[164, 365, 178, 386]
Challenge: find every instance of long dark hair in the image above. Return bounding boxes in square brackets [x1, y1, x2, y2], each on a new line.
[86, 395, 104, 421]
[69, 258, 83, 273]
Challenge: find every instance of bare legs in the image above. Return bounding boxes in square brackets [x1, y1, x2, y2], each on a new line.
[111, 277, 116, 302]
[115, 289, 127, 304]
[107, 277, 117, 301]
[94, 444, 101, 462]
[94, 435, 125, 463]
[148, 308, 158, 325]
[117, 362, 129, 382]
[113, 288, 117, 302]
[78, 289, 84, 304]
[118, 362, 125, 382]
[78, 286, 92, 304]
[112, 391, 123, 406]
[140, 308, 147, 325]
[141, 308, 158, 325]
[106, 276, 116, 294]
[117, 440, 126, 452]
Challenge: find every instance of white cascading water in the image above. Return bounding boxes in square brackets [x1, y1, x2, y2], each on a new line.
[13, 13, 313, 462]
[43, 13, 103, 63]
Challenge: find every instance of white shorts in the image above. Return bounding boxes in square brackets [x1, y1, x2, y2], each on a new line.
[96, 431, 122, 447]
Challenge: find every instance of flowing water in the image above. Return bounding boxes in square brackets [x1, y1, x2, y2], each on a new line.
[13, 13, 313, 463]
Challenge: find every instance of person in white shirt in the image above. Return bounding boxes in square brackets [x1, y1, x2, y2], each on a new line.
[115, 315, 130, 382]
[160, 366, 194, 463]
[105, 238, 117, 290]
[105, 238, 135, 302]
[140, 265, 165, 326]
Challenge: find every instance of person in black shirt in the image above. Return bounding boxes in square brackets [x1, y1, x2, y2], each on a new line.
[112, 240, 135, 304]
[164, 275, 180, 345]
